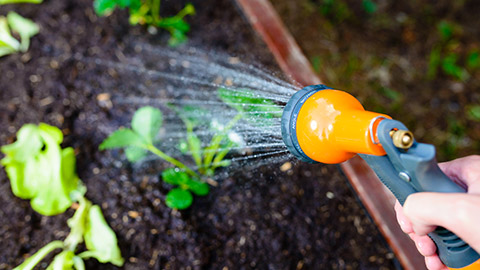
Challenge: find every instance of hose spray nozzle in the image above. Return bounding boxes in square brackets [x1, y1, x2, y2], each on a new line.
[281, 84, 390, 164]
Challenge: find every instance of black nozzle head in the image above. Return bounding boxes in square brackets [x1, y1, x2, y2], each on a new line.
[281, 84, 333, 163]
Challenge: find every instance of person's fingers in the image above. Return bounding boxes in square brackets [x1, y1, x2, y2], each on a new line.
[394, 200, 413, 233]
[438, 155, 480, 193]
[403, 192, 480, 253]
[407, 231, 446, 269]
[425, 255, 449, 270]
[408, 233, 437, 256]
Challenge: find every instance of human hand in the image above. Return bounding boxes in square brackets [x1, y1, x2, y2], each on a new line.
[394, 155, 480, 270]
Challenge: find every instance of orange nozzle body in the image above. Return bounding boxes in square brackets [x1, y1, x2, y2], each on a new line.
[282, 86, 391, 164]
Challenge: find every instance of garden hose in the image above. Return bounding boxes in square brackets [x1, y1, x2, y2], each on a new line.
[281, 84, 480, 269]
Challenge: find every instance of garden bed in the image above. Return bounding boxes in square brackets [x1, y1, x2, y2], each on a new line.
[0, 0, 395, 269]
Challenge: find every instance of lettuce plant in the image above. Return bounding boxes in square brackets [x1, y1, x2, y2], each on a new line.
[1, 123, 123, 269]
[0, 12, 39, 57]
[93, 0, 195, 46]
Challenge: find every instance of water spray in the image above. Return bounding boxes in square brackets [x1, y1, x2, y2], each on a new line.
[281, 85, 480, 269]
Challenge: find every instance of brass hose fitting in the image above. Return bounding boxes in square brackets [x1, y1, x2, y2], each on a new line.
[390, 129, 414, 150]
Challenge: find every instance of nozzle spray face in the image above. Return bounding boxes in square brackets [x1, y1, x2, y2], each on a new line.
[281, 85, 332, 163]
[281, 85, 391, 164]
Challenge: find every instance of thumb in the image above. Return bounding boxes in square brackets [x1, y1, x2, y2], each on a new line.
[403, 192, 480, 253]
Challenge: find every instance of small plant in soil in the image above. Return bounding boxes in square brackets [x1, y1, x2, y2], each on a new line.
[1, 123, 123, 269]
[0, 11, 39, 57]
[93, 0, 195, 46]
[426, 20, 480, 82]
[100, 88, 281, 209]
[100, 106, 215, 209]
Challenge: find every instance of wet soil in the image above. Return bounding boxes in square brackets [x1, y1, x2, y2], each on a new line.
[0, 0, 395, 269]
[271, 0, 480, 161]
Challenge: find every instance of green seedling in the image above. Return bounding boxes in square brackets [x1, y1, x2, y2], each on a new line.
[100, 106, 223, 209]
[170, 104, 240, 177]
[426, 20, 474, 82]
[93, 0, 195, 46]
[101, 89, 279, 209]
[1, 123, 123, 269]
[0, 11, 39, 57]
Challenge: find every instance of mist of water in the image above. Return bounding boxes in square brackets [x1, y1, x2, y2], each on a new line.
[76, 44, 300, 179]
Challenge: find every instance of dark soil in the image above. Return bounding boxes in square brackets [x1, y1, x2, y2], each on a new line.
[0, 0, 395, 269]
[271, 0, 480, 162]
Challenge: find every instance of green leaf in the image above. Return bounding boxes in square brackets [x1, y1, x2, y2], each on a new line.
[64, 197, 92, 250]
[442, 53, 469, 81]
[131, 106, 162, 144]
[362, 0, 377, 14]
[99, 128, 144, 150]
[187, 132, 202, 167]
[165, 188, 193, 209]
[177, 3, 196, 18]
[186, 178, 209, 196]
[116, 0, 130, 8]
[93, 0, 118, 16]
[158, 17, 190, 33]
[126, 0, 141, 11]
[61, 147, 80, 196]
[467, 105, 480, 121]
[1, 123, 78, 216]
[7, 12, 39, 52]
[1, 124, 42, 163]
[467, 50, 480, 70]
[31, 129, 77, 216]
[125, 146, 148, 162]
[161, 168, 190, 185]
[217, 88, 282, 126]
[438, 20, 454, 41]
[0, 16, 20, 57]
[167, 28, 188, 47]
[0, 0, 42, 3]
[13, 241, 64, 270]
[46, 250, 75, 270]
[38, 122, 63, 143]
[80, 205, 124, 266]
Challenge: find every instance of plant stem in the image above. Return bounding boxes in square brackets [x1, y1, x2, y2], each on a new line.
[152, 0, 161, 23]
[184, 122, 202, 169]
[14, 241, 64, 270]
[144, 144, 198, 177]
[203, 113, 243, 168]
[211, 141, 234, 171]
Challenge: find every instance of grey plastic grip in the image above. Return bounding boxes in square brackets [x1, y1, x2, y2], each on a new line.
[359, 119, 479, 268]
